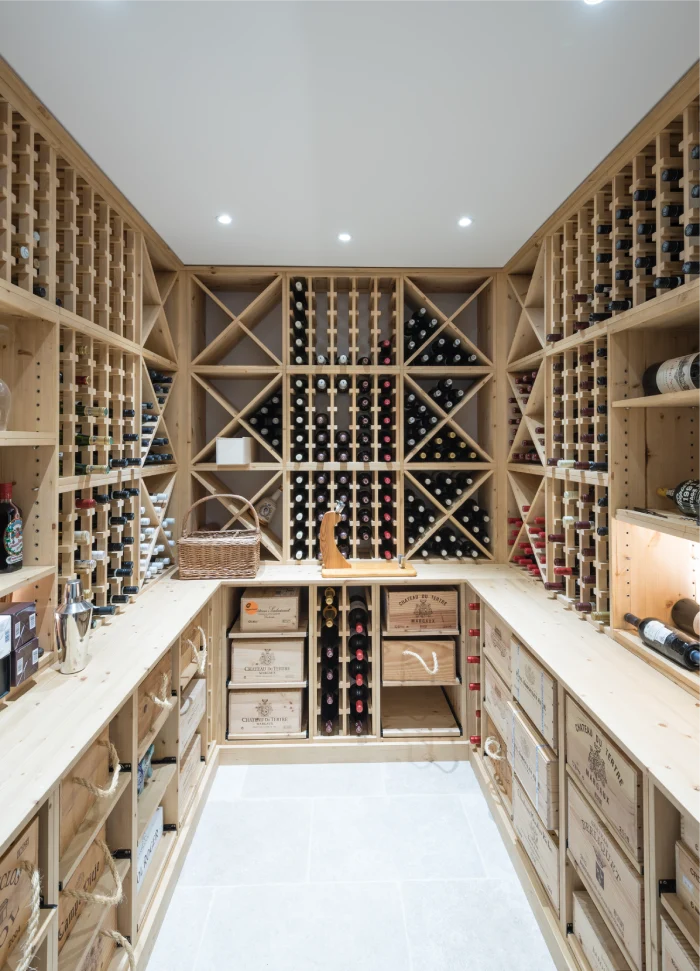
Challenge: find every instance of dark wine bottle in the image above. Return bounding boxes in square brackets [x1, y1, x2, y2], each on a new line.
[624, 612, 699, 670]
[0, 483, 22, 573]
[657, 479, 699, 516]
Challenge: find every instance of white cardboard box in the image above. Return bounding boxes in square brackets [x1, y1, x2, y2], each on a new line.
[216, 437, 252, 465]
[136, 805, 163, 889]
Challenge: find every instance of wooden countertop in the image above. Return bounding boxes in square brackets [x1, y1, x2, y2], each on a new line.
[467, 567, 700, 821]
[220, 561, 499, 585]
[0, 577, 219, 850]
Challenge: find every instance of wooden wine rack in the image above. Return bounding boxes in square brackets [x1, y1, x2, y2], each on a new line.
[188, 269, 497, 566]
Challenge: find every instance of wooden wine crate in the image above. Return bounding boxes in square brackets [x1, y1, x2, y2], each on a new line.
[484, 660, 514, 757]
[681, 812, 700, 859]
[239, 587, 300, 632]
[228, 689, 304, 735]
[660, 914, 698, 971]
[58, 825, 107, 953]
[512, 705, 559, 831]
[381, 637, 456, 684]
[484, 711, 513, 809]
[566, 696, 643, 863]
[512, 780, 560, 916]
[483, 606, 511, 686]
[180, 677, 206, 758]
[383, 587, 459, 634]
[513, 637, 558, 750]
[676, 839, 699, 921]
[572, 890, 632, 971]
[230, 635, 305, 684]
[0, 817, 39, 970]
[60, 726, 111, 859]
[137, 652, 172, 749]
[180, 732, 203, 814]
[567, 781, 645, 970]
[81, 904, 117, 971]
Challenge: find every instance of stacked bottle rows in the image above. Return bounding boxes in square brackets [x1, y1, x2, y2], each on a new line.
[140, 489, 175, 587]
[0, 99, 139, 339]
[289, 472, 396, 562]
[545, 482, 610, 622]
[404, 305, 478, 366]
[141, 368, 175, 467]
[404, 386, 480, 464]
[290, 375, 396, 464]
[548, 115, 699, 343]
[507, 366, 545, 466]
[317, 587, 372, 737]
[59, 330, 140, 477]
[547, 337, 608, 473]
[404, 478, 490, 561]
[289, 278, 395, 366]
[58, 485, 142, 620]
[508, 504, 546, 582]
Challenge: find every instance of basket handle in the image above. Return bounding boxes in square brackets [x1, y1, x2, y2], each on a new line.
[181, 494, 260, 538]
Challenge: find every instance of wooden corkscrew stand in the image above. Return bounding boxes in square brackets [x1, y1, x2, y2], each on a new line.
[319, 501, 417, 578]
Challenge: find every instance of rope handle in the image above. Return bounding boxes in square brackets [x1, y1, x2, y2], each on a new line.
[100, 929, 136, 971]
[484, 736, 505, 761]
[180, 494, 260, 539]
[186, 625, 208, 676]
[61, 839, 123, 908]
[149, 673, 173, 711]
[13, 861, 41, 971]
[402, 649, 438, 675]
[72, 740, 121, 800]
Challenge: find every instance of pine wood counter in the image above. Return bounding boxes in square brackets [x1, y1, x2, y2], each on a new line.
[467, 567, 700, 822]
[0, 577, 219, 853]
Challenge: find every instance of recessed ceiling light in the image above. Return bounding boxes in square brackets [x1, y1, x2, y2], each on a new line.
[217, 213, 232, 225]
[583, 0, 604, 5]
[458, 216, 472, 228]
[338, 232, 352, 242]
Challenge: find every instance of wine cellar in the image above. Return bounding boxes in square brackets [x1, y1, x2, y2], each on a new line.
[0, 16, 697, 971]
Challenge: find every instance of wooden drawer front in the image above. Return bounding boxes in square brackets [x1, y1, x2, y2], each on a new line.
[0, 817, 39, 969]
[81, 905, 117, 971]
[60, 726, 110, 859]
[660, 915, 698, 971]
[512, 705, 558, 831]
[483, 606, 511, 686]
[567, 781, 644, 970]
[676, 840, 699, 920]
[382, 638, 456, 683]
[180, 677, 207, 758]
[137, 652, 172, 748]
[681, 812, 700, 859]
[58, 826, 106, 953]
[180, 732, 203, 813]
[240, 587, 300, 631]
[484, 660, 514, 758]
[513, 638, 557, 750]
[566, 697, 643, 863]
[484, 712, 513, 810]
[573, 891, 631, 971]
[512, 780, 560, 916]
[228, 689, 303, 735]
[231, 636, 305, 684]
[383, 587, 459, 634]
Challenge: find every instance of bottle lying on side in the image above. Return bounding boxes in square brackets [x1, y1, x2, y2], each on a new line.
[624, 612, 700, 670]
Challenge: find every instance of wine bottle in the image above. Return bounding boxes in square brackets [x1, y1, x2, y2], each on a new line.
[348, 595, 368, 633]
[671, 598, 700, 638]
[657, 479, 699, 517]
[642, 353, 699, 395]
[624, 612, 699, 670]
[0, 483, 22, 573]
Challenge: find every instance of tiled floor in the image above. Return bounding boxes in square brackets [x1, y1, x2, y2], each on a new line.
[147, 761, 557, 971]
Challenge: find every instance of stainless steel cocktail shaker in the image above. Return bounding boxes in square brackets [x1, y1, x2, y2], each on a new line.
[55, 578, 93, 674]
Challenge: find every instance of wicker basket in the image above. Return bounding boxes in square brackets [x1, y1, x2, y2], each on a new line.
[179, 494, 260, 579]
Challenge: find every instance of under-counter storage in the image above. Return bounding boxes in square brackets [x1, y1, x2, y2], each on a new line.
[483, 606, 511, 686]
[511, 705, 558, 831]
[567, 780, 645, 971]
[228, 688, 305, 737]
[512, 637, 558, 750]
[382, 587, 459, 634]
[572, 890, 632, 971]
[180, 677, 207, 758]
[230, 633, 306, 684]
[661, 915, 698, 971]
[483, 660, 514, 753]
[0, 818, 39, 969]
[512, 780, 560, 915]
[138, 652, 174, 752]
[566, 696, 643, 864]
[381, 637, 457, 685]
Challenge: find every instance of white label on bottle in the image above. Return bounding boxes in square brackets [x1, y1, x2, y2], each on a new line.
[643, 620, 674, 647]
[655, 354, 698, 394]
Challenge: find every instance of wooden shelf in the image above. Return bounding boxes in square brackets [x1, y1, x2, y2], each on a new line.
[137, 829, 176, 927]
[137, 704, 174, 763]
[0, 563, 55, 598]
[179, 659, 200, 691]
[137, 763, 176, 842]
[228, 619, 308, 639]
[228, 680, 308, 690]
[381, 626, 460, 637]
[610, 627, 700, 696]
[58, 858, 130, 971]
[608, 278, 700, 335]
[612, 389, 699, 408]
[382, 678, 461, 687]
[615, 508, 700, 542]
[381, 686, 461, 737]
[0, 431, 57, 445]
[226, 729, 308, 741]
[59, 771, 131, 888]
[5, 907, 56, 971]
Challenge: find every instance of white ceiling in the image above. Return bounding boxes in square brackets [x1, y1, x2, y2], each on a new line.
[1, 1, 698, 268]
